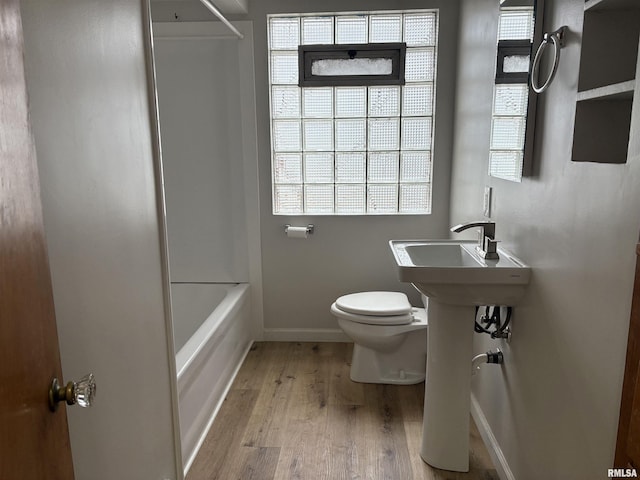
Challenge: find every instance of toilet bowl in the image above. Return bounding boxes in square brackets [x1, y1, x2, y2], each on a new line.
[331, 291, 428, 385]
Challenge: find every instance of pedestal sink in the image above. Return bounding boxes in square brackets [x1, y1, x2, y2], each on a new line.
[389, 240, 531, 472]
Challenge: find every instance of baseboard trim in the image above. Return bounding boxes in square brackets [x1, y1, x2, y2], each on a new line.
[470, 393, 516, 480]
[262, 328, 349, 342]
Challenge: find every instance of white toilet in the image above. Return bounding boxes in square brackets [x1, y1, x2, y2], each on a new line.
[331, 291, 428, 385]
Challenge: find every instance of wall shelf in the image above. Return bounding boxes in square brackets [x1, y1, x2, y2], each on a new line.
[577, 80, 636, 102]
[572, 99, 633, 164]
[571, 0, 640, 164]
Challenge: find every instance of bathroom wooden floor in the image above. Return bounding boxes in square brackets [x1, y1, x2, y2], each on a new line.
[186, 342, 498, 480]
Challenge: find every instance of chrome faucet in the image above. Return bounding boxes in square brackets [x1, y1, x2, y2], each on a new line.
[450, 221, 499, 260]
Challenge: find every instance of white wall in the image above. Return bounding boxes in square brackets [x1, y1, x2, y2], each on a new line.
[20, 1, 180, 479]
[154, 28, 249, 283]
[452, 0, 640, 478]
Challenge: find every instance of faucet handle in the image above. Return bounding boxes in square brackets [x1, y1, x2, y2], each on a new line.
[482, 238, 500, 260]
[485, 237, 499, 248]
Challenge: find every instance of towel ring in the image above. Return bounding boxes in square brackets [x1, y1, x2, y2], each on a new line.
[531, 26, 567, 94]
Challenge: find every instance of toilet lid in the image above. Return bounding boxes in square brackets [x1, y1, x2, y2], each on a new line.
[331, 302, 415, 325]
[335, 291, 412, 316]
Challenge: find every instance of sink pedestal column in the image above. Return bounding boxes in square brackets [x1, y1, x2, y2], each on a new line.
[421, 299, 474, 472]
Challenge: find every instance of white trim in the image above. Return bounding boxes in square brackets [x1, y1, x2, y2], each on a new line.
[143, 4, 184, 479]
[263, 328, 350, 343]
[470, 393, 516, 480]
[235, 25, 265, 342]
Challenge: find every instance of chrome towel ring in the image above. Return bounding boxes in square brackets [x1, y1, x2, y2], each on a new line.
[531, 26, 568, 94]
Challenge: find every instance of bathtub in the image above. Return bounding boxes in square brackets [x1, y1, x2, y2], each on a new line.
[171, 283, 253, 474]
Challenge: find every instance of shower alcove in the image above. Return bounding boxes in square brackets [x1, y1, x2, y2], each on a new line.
[153, 20, 262, 474]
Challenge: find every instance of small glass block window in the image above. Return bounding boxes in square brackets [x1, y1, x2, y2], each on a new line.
[335, 119, 366, 152]
[335, 153, 366, 183]
[489, 150, 523, 179]
[399, 183, 431, 213]
[302, 17, 333, 45]
[368, 87, 401, 117]
[494, 84, 529, 116]
[368, 152, 399, 183]
[269, 10, 438, 214]
[270, 52, 299, 85]
[400, 151, 431, 182]
[272, 86, 301, 119]
[489, 6, 534, 182]
[303, 88, 333, 118]
[368, 184, 398, 213]
[269, 18, 300, 50]
[336, 184, 366, 214]
[369, 15, 402, 43]
[405, 49, 436, 82]
[303, 120, 334, 151]
[274, 184, 303, 214]
[304, 153, 334, 183]
[273, 153, 302, 183]
[402, 117, 432, 151]
[491, 117, 526, 150]
[368, 118, 400, 151]
[273, 120, 301, 152]
[336, 16, 368, 44]
[404, 13, 437, 46]
[498, 8, 534, 41]
[402, 84, 433, 116]
[335, 87, 367, 118]
[304, 184, 334, 213]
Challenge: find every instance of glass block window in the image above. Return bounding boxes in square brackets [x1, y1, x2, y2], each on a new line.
[497, 9, 534, 41]
[269, 10, 438, 215]
[489, 6, 534, 182]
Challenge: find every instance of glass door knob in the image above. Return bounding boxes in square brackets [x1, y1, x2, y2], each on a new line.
[49, 373, 96, 412]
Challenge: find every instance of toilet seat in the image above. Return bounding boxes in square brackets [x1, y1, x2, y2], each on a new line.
[331, 303, 415, 325]
[332, 292, 415, 326]
[335, 291, 412, 316]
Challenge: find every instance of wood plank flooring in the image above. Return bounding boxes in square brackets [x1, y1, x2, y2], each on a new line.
[186, 342, 498, 480]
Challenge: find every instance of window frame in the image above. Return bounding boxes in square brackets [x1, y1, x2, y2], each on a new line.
[495, 40, 532, 84]
[298, 43, 407, 87]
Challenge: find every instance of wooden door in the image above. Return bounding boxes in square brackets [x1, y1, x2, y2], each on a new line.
[615, 244, 640, 468]
[0, 1, 75, 478]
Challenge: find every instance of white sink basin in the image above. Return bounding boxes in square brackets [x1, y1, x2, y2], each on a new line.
[389, 240, 531, 305]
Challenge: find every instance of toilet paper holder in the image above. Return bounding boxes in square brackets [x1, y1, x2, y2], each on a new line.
[284, 224, 314, 235]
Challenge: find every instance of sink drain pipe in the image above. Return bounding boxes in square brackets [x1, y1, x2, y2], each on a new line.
[472, 349, 503, 375]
